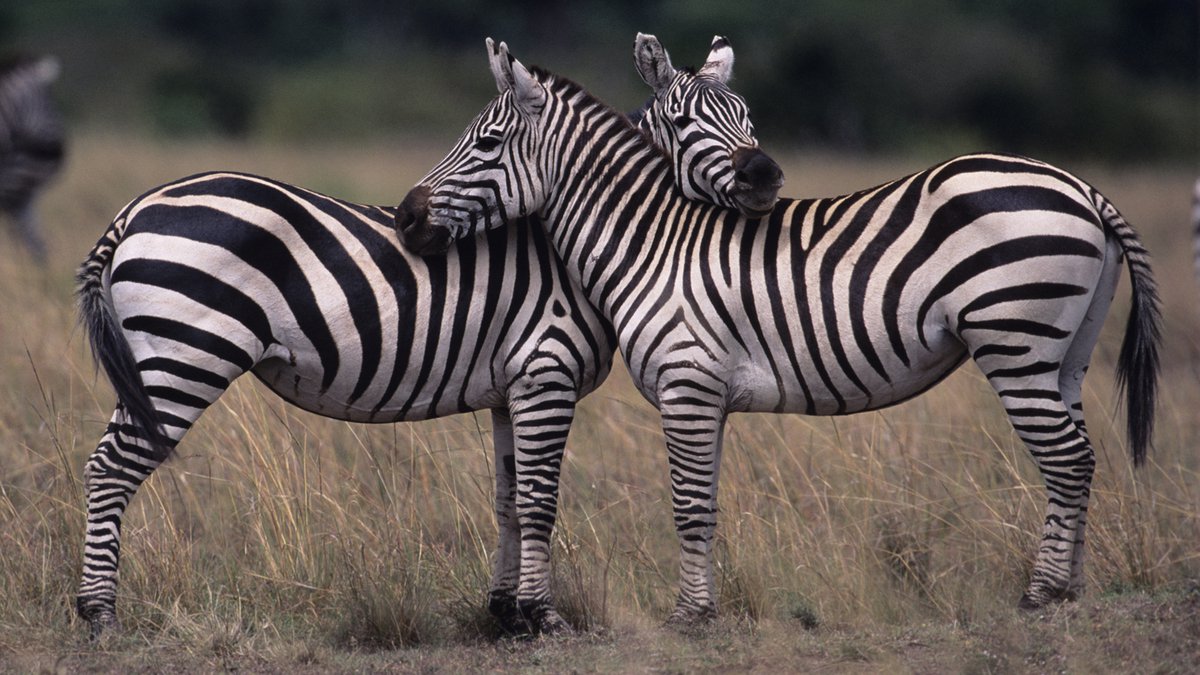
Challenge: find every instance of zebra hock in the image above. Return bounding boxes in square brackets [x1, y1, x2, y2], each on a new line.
[397, 40, 1161, 624]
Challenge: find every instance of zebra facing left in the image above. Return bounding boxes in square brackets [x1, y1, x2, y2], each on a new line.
[397, 40, 1162, 625]
[72, 35, 780, 638]
[0, 54, 65, 261]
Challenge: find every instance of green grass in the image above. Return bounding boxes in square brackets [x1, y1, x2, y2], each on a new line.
[1, 133, 1197, 672]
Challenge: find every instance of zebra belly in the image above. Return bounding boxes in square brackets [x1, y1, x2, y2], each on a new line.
[112, 172, 610, 427]
[251, 354, 504, 424]
[729, 326, 969, 416]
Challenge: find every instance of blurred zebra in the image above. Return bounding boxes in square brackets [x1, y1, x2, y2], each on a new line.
[396, 40, 1161, 624]
[0, 55, 64, 260]
[72, 37, 779, 637]
[1193, 179, 1200, 299]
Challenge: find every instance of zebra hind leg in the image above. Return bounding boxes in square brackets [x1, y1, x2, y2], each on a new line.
[987, 366, 1095, 611]
[77, 365, 235, 638]
[76, 406, 176, 637]
[1054, 248, 1120, 600]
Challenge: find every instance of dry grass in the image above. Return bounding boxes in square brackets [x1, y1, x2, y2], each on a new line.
[0, 133, 1197, 672]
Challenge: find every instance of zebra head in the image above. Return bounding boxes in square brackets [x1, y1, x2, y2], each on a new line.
[632, 33, 783, 218]
[398, 39, 551, 255]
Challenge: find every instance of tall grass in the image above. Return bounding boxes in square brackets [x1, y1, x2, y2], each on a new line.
[1, 135, 1196, 657]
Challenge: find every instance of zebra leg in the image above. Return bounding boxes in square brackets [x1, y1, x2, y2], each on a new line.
[76, 407, 181, 636]
[77, 360, 238, 637]
[1055, 243, 1122, 599]
[486, 408, 523, 632]
[10, 201, 48, 262]
[983, 362, 1094, 610]
[663, 406, 726, 625]
[509, 390, 577, 635]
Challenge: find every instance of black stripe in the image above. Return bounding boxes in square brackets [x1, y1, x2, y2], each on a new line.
[122, 315, 254, 371]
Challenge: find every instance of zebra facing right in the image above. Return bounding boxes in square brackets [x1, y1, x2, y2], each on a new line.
[397, 40, 1162, 623]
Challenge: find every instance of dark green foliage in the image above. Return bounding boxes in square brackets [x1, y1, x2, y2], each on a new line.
[2, 1, 1194, 159]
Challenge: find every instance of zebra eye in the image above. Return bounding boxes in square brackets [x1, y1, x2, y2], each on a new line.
[474, 136, 503, 152]
[672, 114, 692, 128]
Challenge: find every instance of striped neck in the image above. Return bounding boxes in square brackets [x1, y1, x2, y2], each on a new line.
[533, 73, 732, 316]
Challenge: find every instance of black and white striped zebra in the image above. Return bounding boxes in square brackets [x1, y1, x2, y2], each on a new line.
[74, 173, 617, 637]
[0, 54, 65, 261]
[72, 36, 777, 637]
[396, 40, 1162, 624]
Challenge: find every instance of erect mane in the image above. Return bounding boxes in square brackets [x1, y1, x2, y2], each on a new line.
[527, 65, 670, 164]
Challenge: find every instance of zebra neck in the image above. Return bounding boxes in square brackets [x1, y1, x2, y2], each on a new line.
[538, 127, 705, 319]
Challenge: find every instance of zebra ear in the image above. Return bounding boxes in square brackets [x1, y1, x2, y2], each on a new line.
[487, 37, 513, 94]
[498, 42, 546, 115]
[634, 32, 675, 95]
[698, 36, 733, 83]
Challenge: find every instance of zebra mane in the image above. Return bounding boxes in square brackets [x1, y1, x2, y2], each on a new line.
[623, 94, 668, 149]
[527, 65, 671, 164]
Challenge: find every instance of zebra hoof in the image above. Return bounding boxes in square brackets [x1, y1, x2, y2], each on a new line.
[77, 596, 121, 640]
[488, 592, 528, 636]
[664, 602, 717, 628]
[1017, 584, 1075, 611]
[534, 608, 574, 637]
[513, 599, 574, 637]
[86, 611, 121, 640]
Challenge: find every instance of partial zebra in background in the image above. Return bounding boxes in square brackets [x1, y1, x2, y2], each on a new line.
[396, 40, 1161, 624]
[0, 55, 64, 261]
[1193, 179, 1200, 298]
[73, 34, 777, 638]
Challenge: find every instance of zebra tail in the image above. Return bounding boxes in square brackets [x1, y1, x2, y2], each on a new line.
[75, 213, 173, 460]
[1098, 192, 1161, 467]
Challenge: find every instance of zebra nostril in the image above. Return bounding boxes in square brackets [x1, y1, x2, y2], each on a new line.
[395, 185, 431, 237]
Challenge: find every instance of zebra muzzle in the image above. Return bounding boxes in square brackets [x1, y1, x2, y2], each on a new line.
[730, 147, 784, 218]
[395, 185, 453, 256]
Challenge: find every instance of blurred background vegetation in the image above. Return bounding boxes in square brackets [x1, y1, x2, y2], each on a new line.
[1, 0, 1196, 163]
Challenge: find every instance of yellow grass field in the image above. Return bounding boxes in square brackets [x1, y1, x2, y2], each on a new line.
[1, 133, 1197, 672]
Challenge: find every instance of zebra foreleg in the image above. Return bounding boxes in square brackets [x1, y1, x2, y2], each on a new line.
[662, 406, 726, 626]
[75, 408, 171, 637]
[486, 408, 523, 632]
[509, 388, 577, 635]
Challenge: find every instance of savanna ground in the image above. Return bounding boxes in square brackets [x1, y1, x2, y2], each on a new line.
[1, 133, 1197, 673]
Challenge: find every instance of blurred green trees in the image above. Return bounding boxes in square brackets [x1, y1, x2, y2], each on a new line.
[2, 0, 1195, 162]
